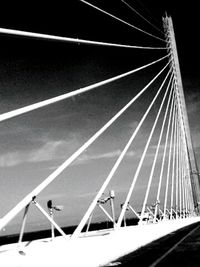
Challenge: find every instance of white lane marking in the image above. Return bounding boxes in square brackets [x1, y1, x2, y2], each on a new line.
[149, 224, 200, 267]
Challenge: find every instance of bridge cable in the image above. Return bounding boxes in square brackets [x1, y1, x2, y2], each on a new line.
[0, 27, 166, 50]
[153, 84, 176, 221]
[117, 67, 173, 227]
[0, 55, 168, 123]
[163, 102, 177, 217]
[175, 117, 179, 216]
[181, 131, 185, 215]
[177, 100, 192, 215]
[151, 80, 175, 221]
[170, 110, 178, 219]
[174, 81, 198, 182]
[139, 73, 174, 222]
[134, 0, 163, 32]
[163, 98, 176, 217]
[182, 119, 194, 213]
[181, 132, 186, 215]
[121, 0, 164, 36]
[180, 120, 191, 215]
[80, 0, 166, 42]
[185, 149, 192, 213]
[182, 148, 187, 216]
[175, 81, 199, 205]
[0, 61, 170, 232]
[72, 63, 172, 236]
[178, 120, 182, 214]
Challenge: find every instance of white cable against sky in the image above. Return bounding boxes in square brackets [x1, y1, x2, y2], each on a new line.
[0, 61, 170, 232]
[80, 0, 166, 42]
[177, 121, 182, 214]
[163, 101, 176, 217]
[184, 170, 188, 215]
[72, 63, 172, 237]
[181, 130, 187, 216]
[151, 79, 175, 222]
[170, 112, 178, 219]
[0, 27, 166, 50]
[175, 118, 180, 217]
[117, 67, 172, 227]
[181, 119, 194, 213]
[176, 114, 181, 214]
[139, 73, 173, 222]
[179, 131, 183, 215]
[181, 128, 187, 216]
[184, 157, 189, 215]
[175, 83, 195, 212]
[153, 86, 175, 221]
[182, 150, 186, 216]
[180, 136, 185, 215]
[0, 55, 168, 123]
[121, 0, 164, 35]
[174, 82, 194, 169]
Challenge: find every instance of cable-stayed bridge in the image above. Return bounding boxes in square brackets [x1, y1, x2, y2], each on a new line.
[0, 1, 200, 266]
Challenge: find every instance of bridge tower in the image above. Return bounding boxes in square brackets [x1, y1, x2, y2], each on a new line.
[163, 15, 200, 213]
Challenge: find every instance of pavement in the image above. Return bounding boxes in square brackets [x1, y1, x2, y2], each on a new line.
[105, 221, 200, 266]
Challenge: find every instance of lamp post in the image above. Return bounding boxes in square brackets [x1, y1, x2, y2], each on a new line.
[47, 200, 63, 241]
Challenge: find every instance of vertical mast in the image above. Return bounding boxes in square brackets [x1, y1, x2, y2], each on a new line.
[163, 15, 200, 213]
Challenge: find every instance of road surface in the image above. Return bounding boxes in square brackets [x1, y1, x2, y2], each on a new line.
[104, 222, 200, 266]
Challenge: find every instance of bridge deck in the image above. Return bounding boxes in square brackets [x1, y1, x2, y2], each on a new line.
[0, 217, 200, 267]
[108, 221, 200, 266]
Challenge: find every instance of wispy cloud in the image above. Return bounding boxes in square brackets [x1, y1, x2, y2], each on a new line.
[30, 140, 64, 162]
[0, 135, 136, 168]
[0, 151, 23, 167]
[0, 139, 76, 167]
[74, 149, 135, 165]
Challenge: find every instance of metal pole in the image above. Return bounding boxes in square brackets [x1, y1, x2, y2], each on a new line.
[109, 190, 116, 228]
[98, 204, 114, 223]
[33, 199, 68, 240]
[50, 209, 55, 240]
[86, 213, 93, 233]
[128, 205, 140, 219]
[18, 203, 30, 245]
[47, 200, 55, 241]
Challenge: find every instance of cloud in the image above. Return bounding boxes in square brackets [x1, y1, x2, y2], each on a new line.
[30, 140, 63, 162]
[74, 149, 135, 165]
[0, 139, 75, 167]
[0, 129, 137, 169]
[0, 151, 23, 167]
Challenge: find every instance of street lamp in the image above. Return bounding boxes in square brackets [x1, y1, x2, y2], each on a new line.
[47, 200, 63, 240]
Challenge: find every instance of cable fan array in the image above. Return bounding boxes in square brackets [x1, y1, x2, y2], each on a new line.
[0, 0, 197, 243]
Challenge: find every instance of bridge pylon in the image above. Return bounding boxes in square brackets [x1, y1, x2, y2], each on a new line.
[163, 15, 200, 214]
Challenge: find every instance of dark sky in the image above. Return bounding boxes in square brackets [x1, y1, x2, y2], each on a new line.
[0, 0, 199, 234]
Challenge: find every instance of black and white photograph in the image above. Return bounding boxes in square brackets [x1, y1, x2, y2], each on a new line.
[0, 1, 200, 266]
